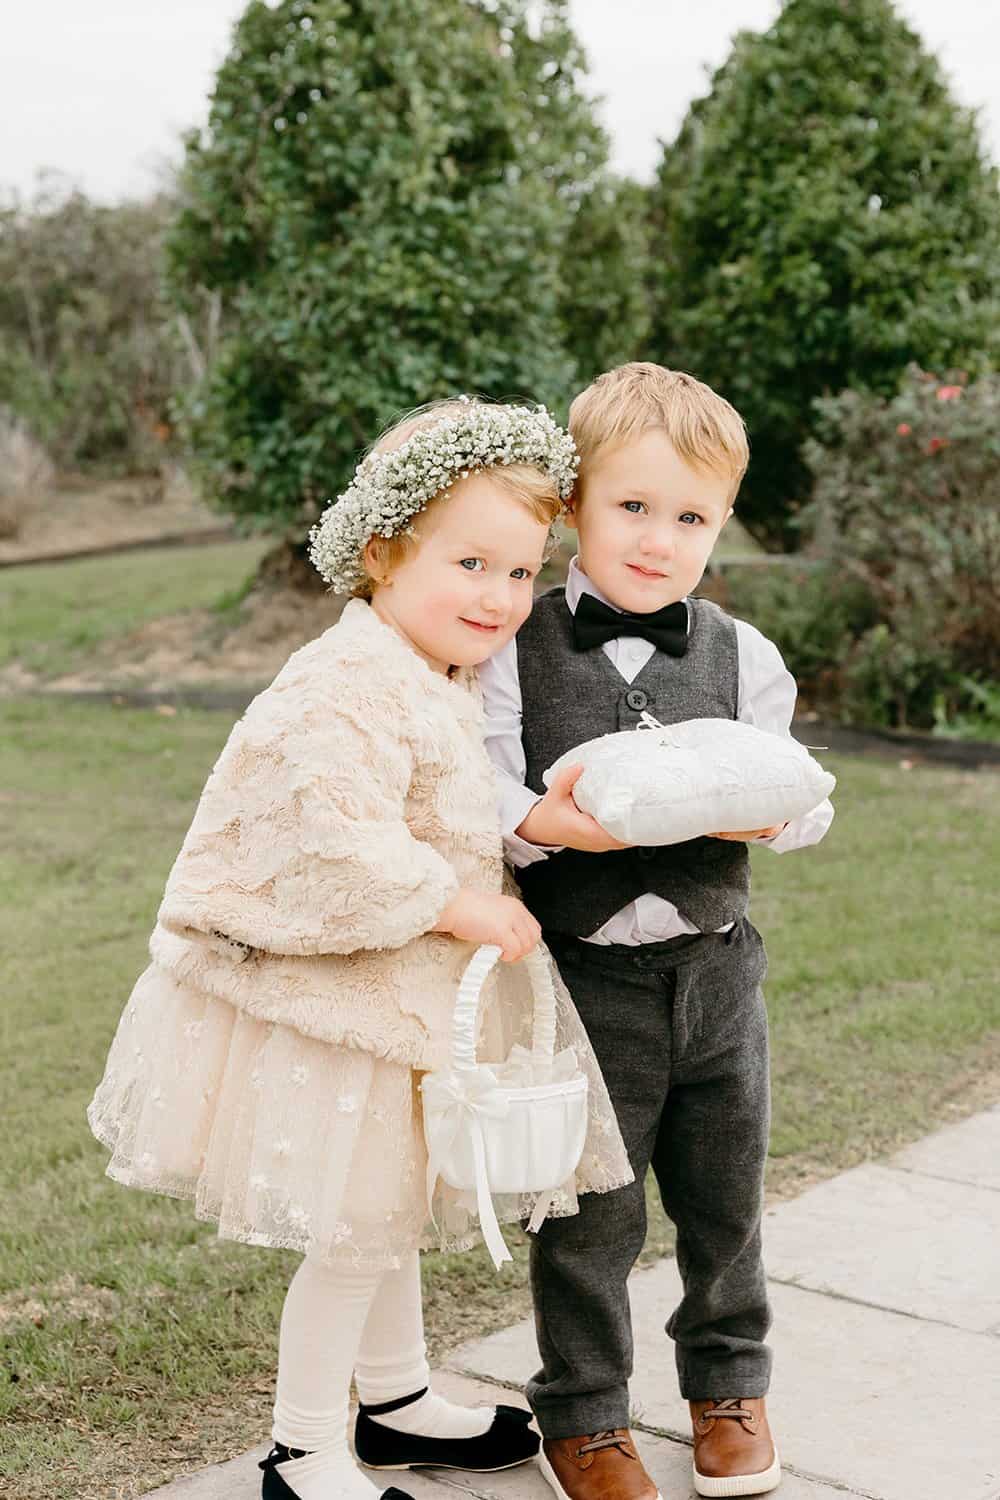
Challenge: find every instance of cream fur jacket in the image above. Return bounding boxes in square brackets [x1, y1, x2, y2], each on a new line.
[150, 598, 504, 1071]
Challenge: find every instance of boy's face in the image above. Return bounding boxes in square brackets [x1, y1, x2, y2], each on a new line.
[567, 430, 733, 613]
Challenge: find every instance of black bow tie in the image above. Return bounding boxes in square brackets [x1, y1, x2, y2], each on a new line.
[572, 592, 689, 657]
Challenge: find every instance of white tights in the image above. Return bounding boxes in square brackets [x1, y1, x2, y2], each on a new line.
[271, 1252, 492, 1500]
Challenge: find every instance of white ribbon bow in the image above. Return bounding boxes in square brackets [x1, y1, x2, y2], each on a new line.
[422, 1065, 514, 1270]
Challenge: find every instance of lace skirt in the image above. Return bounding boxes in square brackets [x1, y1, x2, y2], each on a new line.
[87, 961, 633, 1270]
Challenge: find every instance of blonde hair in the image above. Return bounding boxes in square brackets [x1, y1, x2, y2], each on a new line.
[356, 399, 564, 598]
[569, 363, 749, 500]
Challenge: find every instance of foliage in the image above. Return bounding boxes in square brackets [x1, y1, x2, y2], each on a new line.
[932, 677, 1000, 742]
[166, 0, 607, 532]
[559, 175, 651, 383]
[799, 366, 1000, 728]
[719, 561, 875, 714]
[648, 0, 1000, 545]
[0, 177, 189, 473]
[720, 369, 1000, 731]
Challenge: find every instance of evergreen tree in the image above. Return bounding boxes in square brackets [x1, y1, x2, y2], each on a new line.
[648, 0, 1000, 544]
[559, 176, 651, 383]
[166, 0, 604, 533]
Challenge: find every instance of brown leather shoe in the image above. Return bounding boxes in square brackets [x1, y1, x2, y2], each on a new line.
[689, 1399, 781, 1496]
[538, 1429, 661, 1500]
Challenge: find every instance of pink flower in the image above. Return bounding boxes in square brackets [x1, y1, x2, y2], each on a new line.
[896, 423, 912, 436]
[928, 436, 948, 454]
[936, 385, 962, 402]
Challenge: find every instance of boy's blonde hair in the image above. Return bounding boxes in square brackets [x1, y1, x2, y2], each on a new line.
[356, 399, 564, 598]
[569, 363, 749, 500]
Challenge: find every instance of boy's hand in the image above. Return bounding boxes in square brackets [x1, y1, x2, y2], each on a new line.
[709, 824, 787, 841]
[432, 889, 541, 961]
[516, 765, 629, 853]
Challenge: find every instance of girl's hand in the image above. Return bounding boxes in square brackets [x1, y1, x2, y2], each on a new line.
[516, 764, 629, 853]
[433, 889, 541, 961]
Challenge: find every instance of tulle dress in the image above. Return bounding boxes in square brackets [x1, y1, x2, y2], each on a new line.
[88, 601, 632, 1270]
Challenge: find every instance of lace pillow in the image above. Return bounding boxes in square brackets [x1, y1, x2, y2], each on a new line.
[544, 715, 836, 846]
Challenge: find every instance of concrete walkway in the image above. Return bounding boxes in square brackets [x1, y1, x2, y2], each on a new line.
[152, 1105, 1000, 1500]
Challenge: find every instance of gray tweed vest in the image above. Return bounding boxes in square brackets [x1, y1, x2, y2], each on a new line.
[514, 589, 750, 937]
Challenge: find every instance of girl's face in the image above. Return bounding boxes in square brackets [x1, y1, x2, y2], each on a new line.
[367, 472, 550, 673]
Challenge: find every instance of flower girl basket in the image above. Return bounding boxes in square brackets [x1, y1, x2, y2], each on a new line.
[421, 943, 589, 1270]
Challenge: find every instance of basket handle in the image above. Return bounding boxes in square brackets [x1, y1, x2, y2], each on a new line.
[451, 943, 557, 1074]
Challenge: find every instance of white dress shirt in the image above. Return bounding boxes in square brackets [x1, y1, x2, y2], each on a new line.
[479, 557, 835, 945]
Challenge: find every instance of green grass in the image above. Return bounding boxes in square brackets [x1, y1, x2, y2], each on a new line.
[2, 697, 998, 1498]
[0, 539, 271, 679]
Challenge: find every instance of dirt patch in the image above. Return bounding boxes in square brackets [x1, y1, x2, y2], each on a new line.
[0, 469, 225, 566]
[5, 579, 348, 698]
[0, 1275, 120, 1332]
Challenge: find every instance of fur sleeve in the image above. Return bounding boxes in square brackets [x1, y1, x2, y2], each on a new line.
[157, 666, 459, 956]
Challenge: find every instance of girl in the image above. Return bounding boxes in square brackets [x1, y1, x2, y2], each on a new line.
[88, 399, 631, 1500]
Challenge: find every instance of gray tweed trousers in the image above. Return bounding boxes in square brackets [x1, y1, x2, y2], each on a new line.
[527, 919, 773, 1438]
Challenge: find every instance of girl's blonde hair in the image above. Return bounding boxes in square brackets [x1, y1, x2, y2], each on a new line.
[355, 399, 564, 599]
[569, 363, 749, 501]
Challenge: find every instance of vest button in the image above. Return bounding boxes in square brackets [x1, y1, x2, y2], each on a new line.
[625, 688, 648, 711]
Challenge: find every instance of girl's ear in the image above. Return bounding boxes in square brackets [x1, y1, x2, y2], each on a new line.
[363, 538, 388, 586]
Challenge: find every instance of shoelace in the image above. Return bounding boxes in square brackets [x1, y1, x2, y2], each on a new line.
[702, 1399, 752, 1425]
[577, 1430, 634, 1457]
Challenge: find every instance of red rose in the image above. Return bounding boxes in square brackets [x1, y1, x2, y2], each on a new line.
[936, 385, 962, 402]
[896, 422, 912, 436]
[928, 436, 948, 454]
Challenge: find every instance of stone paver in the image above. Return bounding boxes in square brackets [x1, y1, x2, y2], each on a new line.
[454, 1258, 1000, 1500]
[892, 1105, 1000, 1193]
[150, 1107, 1000, 1500]
[760, 1161, 1000, 1331]
[143, 1402, 864, 1500]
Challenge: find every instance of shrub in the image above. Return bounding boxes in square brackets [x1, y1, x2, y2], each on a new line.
[648, 0, 1000, 546]
[559, 176, 651, 384]
[0, 178, 186, 474]
[166, 0, 606, 534]
[801, 366, 1000, 728]
[717, 561, 874, 717]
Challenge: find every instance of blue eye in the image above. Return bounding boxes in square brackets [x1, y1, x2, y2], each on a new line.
[510, 567, 531, 580]
[459, 558, 485, 571]
[679, 512, 703, 525]
[622, 500, 646, 514]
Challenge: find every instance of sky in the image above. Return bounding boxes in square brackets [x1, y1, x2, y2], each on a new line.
[3, 0, 998, 203]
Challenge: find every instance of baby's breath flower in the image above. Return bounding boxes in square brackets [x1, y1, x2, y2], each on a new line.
[308, 398, 578, 593]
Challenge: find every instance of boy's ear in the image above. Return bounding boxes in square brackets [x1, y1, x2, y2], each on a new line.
[563, 492, 580, 533]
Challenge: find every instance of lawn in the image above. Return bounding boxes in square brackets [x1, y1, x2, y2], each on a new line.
[0, 538, 270, 680]
[2, 696, 998, 1499]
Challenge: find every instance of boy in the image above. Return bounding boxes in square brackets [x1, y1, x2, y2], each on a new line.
[479, 364, 834, 1499]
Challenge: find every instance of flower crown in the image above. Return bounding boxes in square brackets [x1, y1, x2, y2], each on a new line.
[308, 397, 579, 593]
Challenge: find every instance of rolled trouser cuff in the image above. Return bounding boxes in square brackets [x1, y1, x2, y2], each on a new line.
[524, 1383, 631, 1440]
[677, 1347, 772, 1402]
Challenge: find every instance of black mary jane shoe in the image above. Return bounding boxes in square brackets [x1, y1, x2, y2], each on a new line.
[353, 1390, 540, 1473]
[259, 1444, 414, 1500]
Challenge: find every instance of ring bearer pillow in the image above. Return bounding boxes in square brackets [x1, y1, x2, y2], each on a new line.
[422, 944, 590, 1270]
[544, 713, 836, 846]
